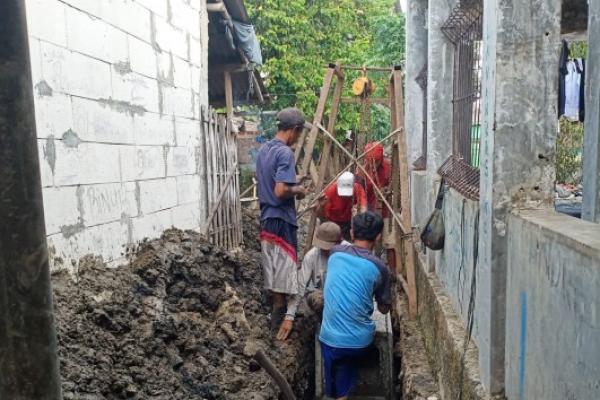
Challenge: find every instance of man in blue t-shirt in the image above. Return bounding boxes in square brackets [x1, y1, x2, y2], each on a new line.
[319, 211, 391, 399]
[256, 107, 308, 339]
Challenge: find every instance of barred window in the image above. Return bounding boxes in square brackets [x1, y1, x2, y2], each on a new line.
[440, 0, 483, 201]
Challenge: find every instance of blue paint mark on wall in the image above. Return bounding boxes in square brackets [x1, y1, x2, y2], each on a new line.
[519, 291, 528, 400]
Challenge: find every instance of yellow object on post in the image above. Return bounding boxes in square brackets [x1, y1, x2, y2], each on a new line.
[352, 76, 376, 96]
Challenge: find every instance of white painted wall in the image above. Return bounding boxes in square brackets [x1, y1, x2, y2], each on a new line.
[25, 0, 210, 271]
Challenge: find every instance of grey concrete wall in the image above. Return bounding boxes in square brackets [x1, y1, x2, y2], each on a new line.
[25, 0, 209, 271]
[505, 210, 600, 400]
[405, 0, 428, 166]
[436, 188, 480, 339]
[583, 1, 600, 223]
[415, 252, 490, 400]
[411, 170, 429, 228]
[478, 0, 561, 392]
[425, 0, 455, 272]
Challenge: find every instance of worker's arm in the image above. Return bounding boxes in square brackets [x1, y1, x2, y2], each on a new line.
[273, 149, 306, 200]
[354, 183, 368, 213]
[277, 251, 317, 340]
[374, 263, 392, 315]
[274, 182, 306, 200]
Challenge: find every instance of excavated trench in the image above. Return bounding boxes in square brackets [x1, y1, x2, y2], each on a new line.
[52, 209, 434, 399]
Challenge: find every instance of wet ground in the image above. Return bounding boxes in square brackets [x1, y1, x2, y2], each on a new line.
[52, 211, 316, 399]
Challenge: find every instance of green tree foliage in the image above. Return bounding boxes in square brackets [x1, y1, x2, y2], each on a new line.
[246, 0, 405, 138]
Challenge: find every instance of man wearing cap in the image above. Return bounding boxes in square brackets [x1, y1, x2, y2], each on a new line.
[256, 107, 309, 337]
[318, 172, 368, 241]
[357, 142, 392, 212]
[277, 222, 343, 340]
[319, 211, 391, 399]
[356, 142, 399, 271]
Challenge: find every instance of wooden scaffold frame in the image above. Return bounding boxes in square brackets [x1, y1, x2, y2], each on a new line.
[297, 64, 418, 318]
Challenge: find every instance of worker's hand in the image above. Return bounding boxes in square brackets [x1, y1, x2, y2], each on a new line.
[294, 186, 307, 200]
[276, 320, 294, 341]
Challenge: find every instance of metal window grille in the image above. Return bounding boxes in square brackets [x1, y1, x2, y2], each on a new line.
[440, 0, 483, 201]
[413, 63, 428, 171]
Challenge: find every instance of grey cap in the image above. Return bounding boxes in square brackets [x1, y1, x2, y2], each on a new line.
[276, 107, 311, 130]
[313, 222, 342, 250]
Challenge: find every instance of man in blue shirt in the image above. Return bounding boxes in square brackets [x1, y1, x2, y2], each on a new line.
[256, 107, 308, 339]
[319, 211, 392, 399]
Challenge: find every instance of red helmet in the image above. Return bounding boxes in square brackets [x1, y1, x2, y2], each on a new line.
[365, 143, 384, 163]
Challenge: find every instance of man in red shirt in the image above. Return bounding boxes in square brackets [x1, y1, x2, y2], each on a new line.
[318, 171, 367, 240]
[358, 142, 392, 213]
[357, 142, 399, 273]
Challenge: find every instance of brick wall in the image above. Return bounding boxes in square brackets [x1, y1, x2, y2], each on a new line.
[25, 0, 210, 271]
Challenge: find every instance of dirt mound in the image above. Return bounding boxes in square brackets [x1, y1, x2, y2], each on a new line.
[53, 224, 315, 399]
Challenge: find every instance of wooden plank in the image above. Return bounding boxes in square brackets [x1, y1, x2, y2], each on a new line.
[294, 129, 307, 163]
[224, 71, 234, 121]
[215, 112, 222, 246]
[219, 117, 226, 247]
[200, 106, 209, 222]
[300, 67, 336, 176]
[210, 63, 252, 73]
[207, 109, 216, 241]
[340, 65, 392, 72]
[201, 165, 238, 236]
[391, 68, 417, 318]
[212, 111, 220, 245]
[305, 74, 344, 251]
[340, 97, 390, 105]
[309, 160, 319, 185]
[221, 117, 229, 248]
[222, 117, 230, 249]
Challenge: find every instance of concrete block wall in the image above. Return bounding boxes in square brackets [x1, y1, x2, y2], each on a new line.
[25, 0, 210, 271]
[505, 211, 600, 400]
[435, 188, 480, 337]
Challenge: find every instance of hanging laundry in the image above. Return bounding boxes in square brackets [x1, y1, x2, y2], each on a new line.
[558, 40, 569, 118]
[578, 58, 585, 122]
[564, 60, 582, 121]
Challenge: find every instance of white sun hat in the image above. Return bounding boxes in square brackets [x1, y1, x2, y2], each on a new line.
[337, 171, 355, 197]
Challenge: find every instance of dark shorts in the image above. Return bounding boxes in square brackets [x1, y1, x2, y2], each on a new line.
[260, 218, 298, 256]
[320, 341, 371, 398]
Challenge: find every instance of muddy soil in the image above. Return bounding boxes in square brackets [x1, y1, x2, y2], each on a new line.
[53, 211, 316, 399]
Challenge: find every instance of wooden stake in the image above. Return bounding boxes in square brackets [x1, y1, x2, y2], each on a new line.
[391, 67, 417, 318]
[305, 73, 344, 251]
[224, 71, 233, 120]
[299, 66, 336, 176]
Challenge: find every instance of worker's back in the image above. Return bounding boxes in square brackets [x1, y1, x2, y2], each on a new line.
[319, 244, 388, 349]
[255, 138, 297, 225]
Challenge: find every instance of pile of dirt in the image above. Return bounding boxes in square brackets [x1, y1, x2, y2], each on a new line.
[53, 215, 316, 399]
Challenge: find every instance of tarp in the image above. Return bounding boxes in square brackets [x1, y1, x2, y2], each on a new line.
[232, 20, 263, 65]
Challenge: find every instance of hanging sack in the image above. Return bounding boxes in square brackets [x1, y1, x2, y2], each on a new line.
[420, 180, 445, 250]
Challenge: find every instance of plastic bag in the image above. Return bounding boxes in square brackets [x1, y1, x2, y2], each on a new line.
[420, 180, 445, 250]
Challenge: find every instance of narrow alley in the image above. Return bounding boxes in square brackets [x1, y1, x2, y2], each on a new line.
[0, 0, 598, 400]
